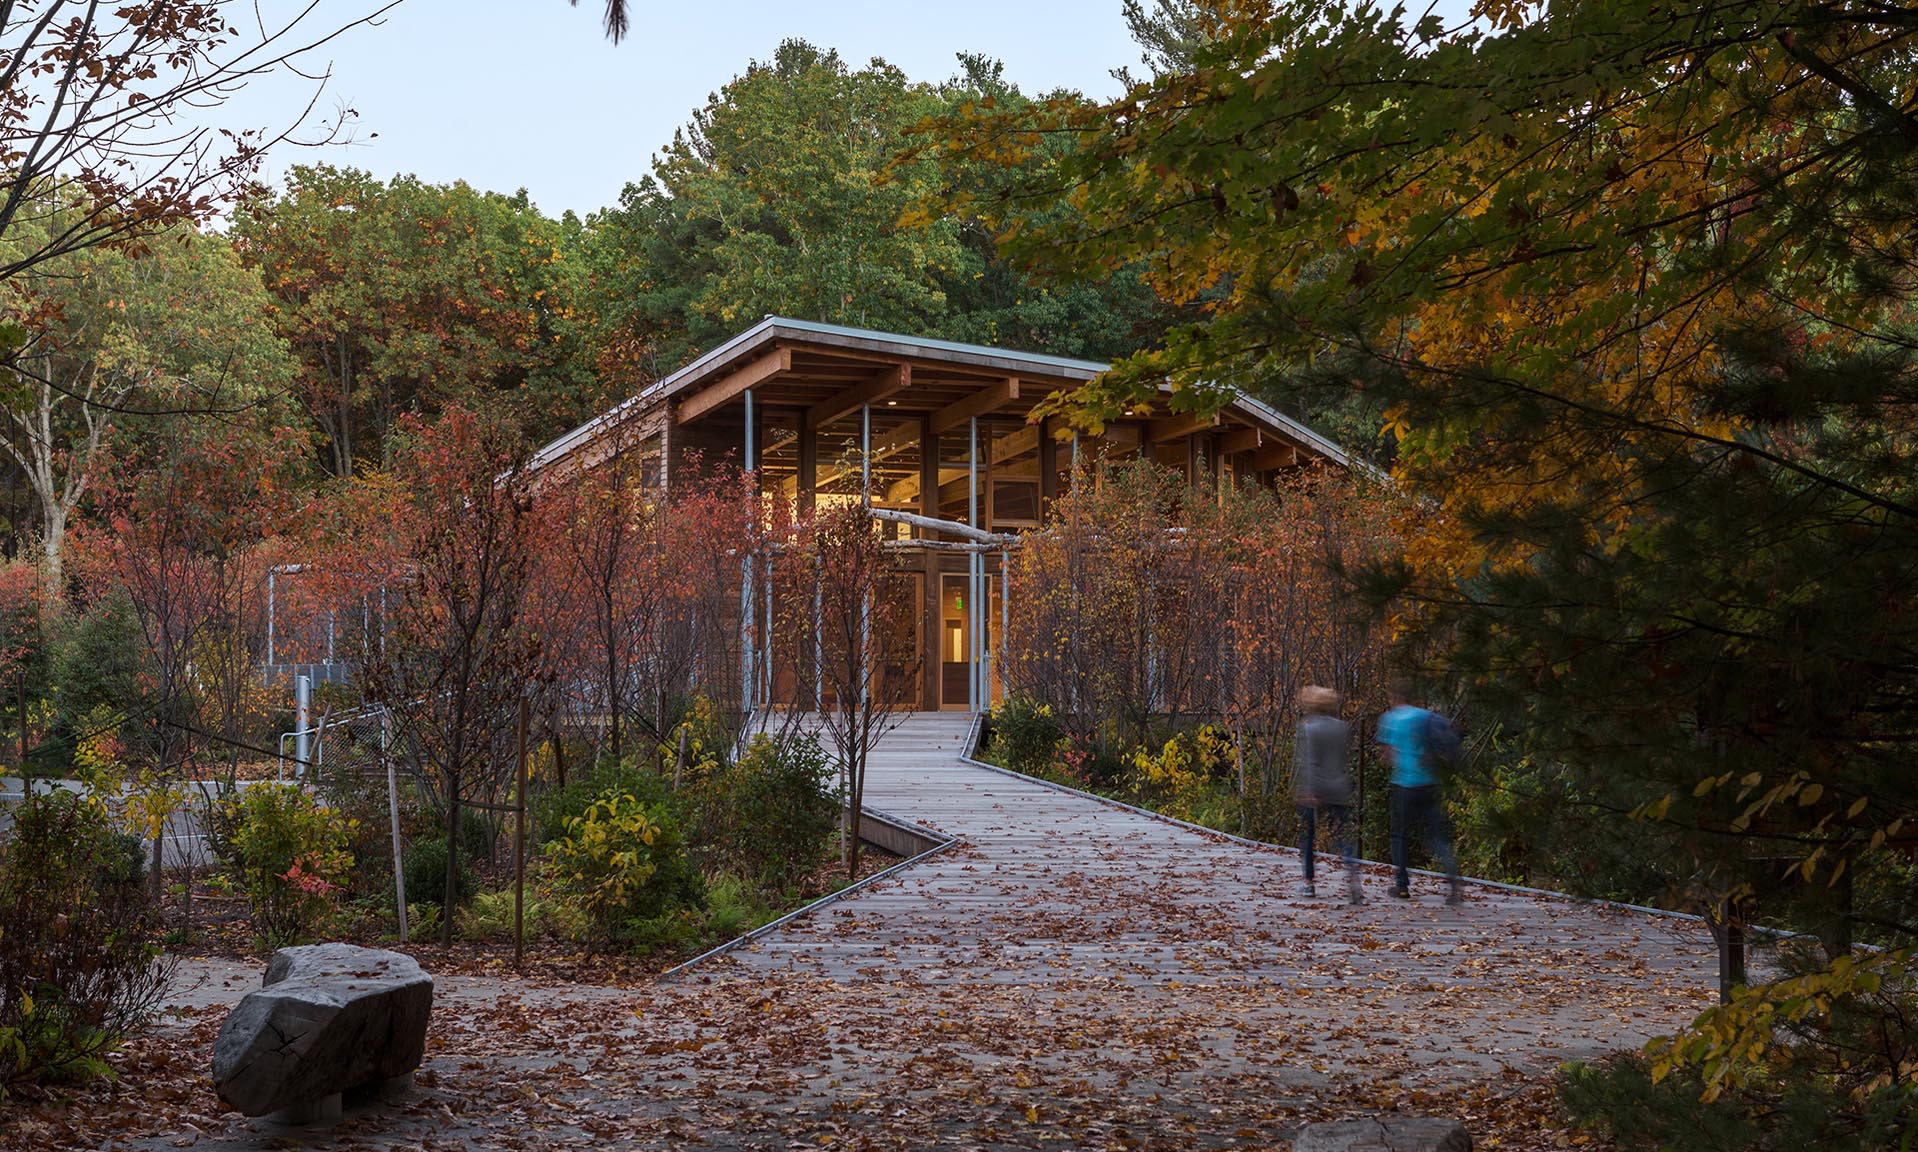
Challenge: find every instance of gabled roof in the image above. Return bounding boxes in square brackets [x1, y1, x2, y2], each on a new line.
[532, 316, 1359, 472]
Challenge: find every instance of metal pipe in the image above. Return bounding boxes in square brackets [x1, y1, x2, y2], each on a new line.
[384, 708, 406, 943]
[969, 416, 980, 713]
[744, 388, 756, 473]
[294, 674, 311, 775]
[861, 402, 871, 505]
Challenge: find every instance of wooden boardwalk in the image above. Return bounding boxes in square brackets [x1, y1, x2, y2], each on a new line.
[721, 713, 1719, 1010]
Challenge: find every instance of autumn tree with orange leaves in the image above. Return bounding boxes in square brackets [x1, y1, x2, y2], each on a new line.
[929, 0, 1918, 1138]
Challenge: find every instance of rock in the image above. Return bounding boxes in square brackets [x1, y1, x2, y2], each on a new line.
[1293, 1117, 1473, 1152]
[212, 943, 433, 1122]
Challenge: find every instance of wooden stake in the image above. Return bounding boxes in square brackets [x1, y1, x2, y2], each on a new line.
[514, 695, 529, 970]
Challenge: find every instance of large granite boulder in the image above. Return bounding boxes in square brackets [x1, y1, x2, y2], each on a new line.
[1294, 1117, 1472, 1152]
[212, 943, 433, 1122]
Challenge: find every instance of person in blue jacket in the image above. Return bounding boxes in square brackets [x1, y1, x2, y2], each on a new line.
[1376, 682, 1463, 904]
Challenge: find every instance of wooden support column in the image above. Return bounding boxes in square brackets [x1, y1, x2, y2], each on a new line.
[1038, 418, 1059, 510]
[797, 415, 817, 514]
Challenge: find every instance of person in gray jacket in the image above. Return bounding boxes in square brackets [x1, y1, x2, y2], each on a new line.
[1293, 685, 1363, 903]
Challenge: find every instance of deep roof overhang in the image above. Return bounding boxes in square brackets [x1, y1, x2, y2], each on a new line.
[531, 316, 1364, 474]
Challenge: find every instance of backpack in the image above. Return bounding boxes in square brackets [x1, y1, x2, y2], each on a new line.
[1423, 711, 1464, 772]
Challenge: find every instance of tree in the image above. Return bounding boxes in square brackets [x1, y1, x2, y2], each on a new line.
[574, 0, 629, 43]
[0, 2, 393, 289]
[235, 166, 595, 476]
[356, 408, 544, 943]
[79, 417, 298, 927]
[785, 502, 912, 879]
[929, 0, 1918, 1122]
[0, 215, 295, 602]
[582, 42, 1172, 385]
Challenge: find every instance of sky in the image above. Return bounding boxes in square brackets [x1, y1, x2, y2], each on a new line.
[230, 0, 1147, 221]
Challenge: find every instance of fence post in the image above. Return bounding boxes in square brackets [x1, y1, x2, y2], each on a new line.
[294, 674, 311, 777]
[383, 708, 407, 943]
[514, 695, 529, 970]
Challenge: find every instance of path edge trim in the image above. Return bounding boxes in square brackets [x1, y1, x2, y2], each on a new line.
[957, 715, 1708, 927]
[657, 805, 960, 981]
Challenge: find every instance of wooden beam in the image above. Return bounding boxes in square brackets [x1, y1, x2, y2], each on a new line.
[806, 364, 910, 430]
[675, 347, 790, 425]
[1250, 443, 1299, 471]
[890, 425, 1033, 504]
[929, 377, 1019, 436]
[1146, 410, 1220, 444]
[816, 422, 920, 490]
[991, 423, 1040, 467]
[1219, 427, 1263, 455]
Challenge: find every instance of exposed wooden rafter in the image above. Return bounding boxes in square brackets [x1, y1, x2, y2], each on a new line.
[1146, 410, 1221, 443]
[674, 347, 791, 425]
[929, 376, 1019, 435]
[806, 364, 910, 430]
[1219, 427, 1263, 455]
[1250, 443, 1300, 470]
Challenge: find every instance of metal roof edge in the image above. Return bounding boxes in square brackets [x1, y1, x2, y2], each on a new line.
[530, 318, 1380, 478]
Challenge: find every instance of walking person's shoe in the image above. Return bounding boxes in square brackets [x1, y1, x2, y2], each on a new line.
[1445, 886, 1465, 906]
[1390, 886, 1411, 899]
[1299, 882, 1317, 898]
[1347, 885, 1364, 906]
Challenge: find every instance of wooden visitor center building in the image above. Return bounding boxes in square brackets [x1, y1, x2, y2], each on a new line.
[535, 317, 1355, 714]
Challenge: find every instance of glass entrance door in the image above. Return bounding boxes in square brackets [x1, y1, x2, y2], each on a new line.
[940, 574, 970, 710]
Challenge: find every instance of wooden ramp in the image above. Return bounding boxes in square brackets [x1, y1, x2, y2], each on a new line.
[723, 713, 1719, 1001]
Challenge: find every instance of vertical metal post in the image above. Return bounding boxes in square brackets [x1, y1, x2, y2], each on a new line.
[265, 568, 276, 666]
[742, 389, 758, 716]
[968, 417, 980, 713]
[384, 708, 407, 943]
[999, 548, 1010, 707]
[740, 555, 755, 714]
[294, 674, 311, 776]
[764, 555, 775, 709]
[744, 389, 756, 473]
[326, 610, 336, 665]
[861, 402, 872, 505]
[18, 670, 28, 785]
[812, 556, 824, 712]
[514, 695, 528, 969]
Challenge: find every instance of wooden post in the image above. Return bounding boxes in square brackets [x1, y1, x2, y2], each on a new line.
[514, 695, 529, 970]
[17, 668, 27, 791]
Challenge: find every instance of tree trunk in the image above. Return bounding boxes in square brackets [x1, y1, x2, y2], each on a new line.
[441, 779, 459, 946]
[39, 504, 64, 605]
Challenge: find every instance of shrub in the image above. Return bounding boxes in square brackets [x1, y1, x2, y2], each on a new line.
[402, 837, 475, 914]
[0, 789, 170, 1095]
[694, 734, 838, 891]
[455, 886, 580, 942]
[544, 788, 702, 946]
[534, 758, 676, 848]
[230, 784, 356, 949]
[988, 695, 1065, 777]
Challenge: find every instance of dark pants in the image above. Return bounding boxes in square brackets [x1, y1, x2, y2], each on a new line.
[1390, 784, 1459, 894]
[1299, 803, 1358, 885]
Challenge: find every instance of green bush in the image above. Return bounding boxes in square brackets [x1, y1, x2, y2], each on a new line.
[694, 733, 838, 891]
[544, 788, 702, 946]
[230, 784, 356, 949]
[1562, 1051, 1916, 1152]
[402, 837, 475, 913]
[534, 758, 676, 848]
[0, 790, 170, 1095]
[988, 695, 1066, 777]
